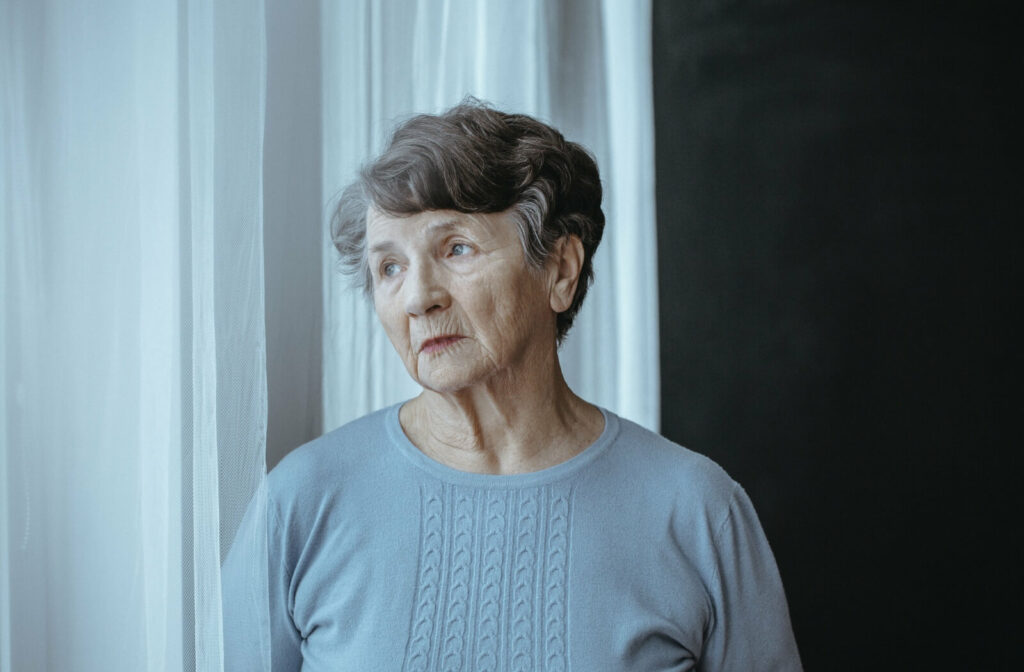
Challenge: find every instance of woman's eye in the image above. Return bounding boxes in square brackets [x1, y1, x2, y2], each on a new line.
[382, 262, 400, 277]
[451, 243, 470, 256]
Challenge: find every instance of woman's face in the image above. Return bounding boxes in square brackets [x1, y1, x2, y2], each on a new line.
[367, 208, 558, 394]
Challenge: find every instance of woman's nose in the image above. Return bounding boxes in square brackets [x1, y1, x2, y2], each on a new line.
[404, 261, 450, 316]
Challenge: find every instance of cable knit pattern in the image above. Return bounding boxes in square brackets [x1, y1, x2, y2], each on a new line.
[544, 491, 571, 671]
[439, 490, 476, 671]
[509, 490, 539, 672]
[474, 491, 508, 672]
[402, 483, 574, 672]
[403, 489, 444, 671]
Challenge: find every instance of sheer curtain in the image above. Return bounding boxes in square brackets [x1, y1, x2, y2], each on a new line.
[1, 1, 267, 670]
[321, 0, 660, 434]
[2, 0, 657, 669]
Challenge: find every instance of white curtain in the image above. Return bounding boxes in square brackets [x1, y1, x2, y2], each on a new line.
[1, 1, 268, 670]
[321, 0, 660, 434]
[2, 0, 657, 669]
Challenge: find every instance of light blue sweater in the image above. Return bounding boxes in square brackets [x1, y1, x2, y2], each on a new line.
[222, 404, 802, 671]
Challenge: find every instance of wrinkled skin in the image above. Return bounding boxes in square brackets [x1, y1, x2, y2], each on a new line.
[368, 208, 559, 392]
[367, 208, 603, 474]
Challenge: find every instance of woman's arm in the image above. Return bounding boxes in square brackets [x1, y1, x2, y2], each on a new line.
[699, 485, 803, 671]
[221, 486, 303, 672]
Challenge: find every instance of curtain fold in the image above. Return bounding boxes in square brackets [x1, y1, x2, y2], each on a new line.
[599, 0, 660, 428]
[321, 0, 660, 433]
[1, 1, 268, 670]
[186, 0, 269, 670]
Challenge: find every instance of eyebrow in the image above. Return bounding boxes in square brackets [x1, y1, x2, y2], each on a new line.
[424, 218, 462, 234]
[367, 217, 464, 256]
[368, 240, 398, 256]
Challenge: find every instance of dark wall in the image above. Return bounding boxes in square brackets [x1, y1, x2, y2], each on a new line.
[653, 2, 1018, 668]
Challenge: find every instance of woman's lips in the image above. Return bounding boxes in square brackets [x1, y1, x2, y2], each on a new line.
[419, 335, 464, 354]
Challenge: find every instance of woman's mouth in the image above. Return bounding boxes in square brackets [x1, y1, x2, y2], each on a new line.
[419, 335, 465, 354]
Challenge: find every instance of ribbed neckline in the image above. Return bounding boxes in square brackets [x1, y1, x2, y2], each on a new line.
[385, 401, 620, 488]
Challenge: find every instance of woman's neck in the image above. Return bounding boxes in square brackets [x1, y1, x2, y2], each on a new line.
[399, 360, 604, 475]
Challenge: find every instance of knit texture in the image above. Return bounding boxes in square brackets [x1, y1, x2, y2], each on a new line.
[402, 484, 573, 671]
[221, 403, 803, 672]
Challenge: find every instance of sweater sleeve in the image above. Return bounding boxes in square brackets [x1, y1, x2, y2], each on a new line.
[698, 485, 803, 672]
[222, 486, 303, 672]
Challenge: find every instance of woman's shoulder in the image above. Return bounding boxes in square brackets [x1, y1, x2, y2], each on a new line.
[605, 411, 740, 510]
[265, 405, 398, 503]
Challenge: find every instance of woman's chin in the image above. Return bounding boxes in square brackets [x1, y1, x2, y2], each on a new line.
[413, 364, 491, 396]
[417, 376, 477, 396]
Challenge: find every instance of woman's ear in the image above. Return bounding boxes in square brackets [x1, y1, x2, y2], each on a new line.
[549, 235, 584, 314]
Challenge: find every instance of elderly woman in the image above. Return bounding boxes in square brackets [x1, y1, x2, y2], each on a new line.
[223, 101, 801, 670]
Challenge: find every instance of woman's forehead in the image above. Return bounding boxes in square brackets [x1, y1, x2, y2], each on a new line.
[366, 208, 513, 248]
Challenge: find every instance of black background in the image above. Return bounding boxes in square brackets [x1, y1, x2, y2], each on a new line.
[653, 2, 1019, 668]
